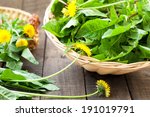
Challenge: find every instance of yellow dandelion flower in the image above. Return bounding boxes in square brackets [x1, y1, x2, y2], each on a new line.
[16, 38, 28, 48]
[62, 0, 77, 17]
[74, 43, 92, 56]
[67, 0, 77, 17]
[23, 24, 35, 38]
[62, 8, 69, 17]
[96, 80, 110, 97]
[0, 29, 11, 44]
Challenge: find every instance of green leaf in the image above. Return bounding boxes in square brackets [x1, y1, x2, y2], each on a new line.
[13, 70, 41, 80]
[8, 52, 20, 61]
[21, 48, 39, 65]
[0, 53, 15, 63]
[50, 0, 59, 12]
[0, 82, 44, 93]
[79, 0, 126, 9]
[8, 44, 23, 52]
[110, 6, 118, 20]
[138, 45, 150, 58]
[0, 69, 26, 81]
[128, 28, 148, 40]
[50, 0, 64, 17]
[42, 84, 59, 91]
[61, 17, 79, 31]
[91, 46, 99, 54]
[0, 85, 30, 100]
[6, 61, 23, 70]
[77, 0, 84, 4]
[143, 12, 150, 32]
[76, 19, 109, 39]
[12, 70, 59, 91]
[0, 53, 7, 61]
[93, 54, 106, 60]
[0, 68, 59, 92]
[79, 0, 104, 8]
[147, 34, 150, 48]
[102, 24, 132, 39]
[105, 47, 134, 61]
[120, 50, 144, 63]
[79, 8, 107, 17]
[95, 33, 139, 61]
[71, 25, 81, 42]
[43, 18, 68, 37]
[143, 1, 150, 12]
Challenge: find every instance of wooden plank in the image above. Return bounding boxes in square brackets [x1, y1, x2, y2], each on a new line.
[22, 0, 50, 75]
[22, 0, 50, 18]
[42, 38, 86, 100]
[126, 67, 150, 99]
[22, 0, 50, 99]
[0, 0, 23, 9]
[85, 71, 131, 100]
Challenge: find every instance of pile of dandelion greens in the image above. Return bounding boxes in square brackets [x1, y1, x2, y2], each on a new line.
[43, 0, 150, 63]
[0, 13, 109, 99]
[0, 14, 38, 70]
[0, 14, 62, 99]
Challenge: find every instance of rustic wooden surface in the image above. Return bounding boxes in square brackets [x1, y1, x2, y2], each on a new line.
[1, 0, 150, 100]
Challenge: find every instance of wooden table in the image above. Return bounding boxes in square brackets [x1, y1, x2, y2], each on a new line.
[1, 0, 150, 100]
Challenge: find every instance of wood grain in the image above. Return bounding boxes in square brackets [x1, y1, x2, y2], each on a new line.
[22, 0, 50, 99]
[84, 71, 131, 100]
[42, 39, 86, 100]
[22, 0, 50, 75]
[0, 0, 23, 9]
[126, 67, 150, 99]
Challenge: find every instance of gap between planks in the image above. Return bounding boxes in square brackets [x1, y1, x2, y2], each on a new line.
[126, 67, 150, 100]
[84, 70, 131, 100]
[41, 37, 86, 100]
[22, 0, 50, 99]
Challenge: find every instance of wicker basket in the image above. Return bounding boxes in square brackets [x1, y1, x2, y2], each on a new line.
[43, 4, 150, 75]
[0, 6, 39, 49]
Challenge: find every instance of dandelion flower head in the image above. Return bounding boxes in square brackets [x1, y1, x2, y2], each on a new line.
[62, 0, 77, 17]
[16, 38, 28, 48]
[23, 24, 35, 38]
[74, 43, 92, 56]
[0, 29, 11, 44]
[96, 80, 110, 97]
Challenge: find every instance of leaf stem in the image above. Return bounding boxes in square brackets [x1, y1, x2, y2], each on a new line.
[79, 1, 127, 9]
[10, 56, 79, 82]
[12, 90, 99, 99]
[12, 29, 20, 37]
[59, 0, 67, 5]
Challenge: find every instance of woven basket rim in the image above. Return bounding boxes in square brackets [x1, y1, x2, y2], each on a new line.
[0, 6, 32, 17]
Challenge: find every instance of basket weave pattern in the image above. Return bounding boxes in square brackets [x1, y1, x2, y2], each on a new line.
[43, 4, 150, 75]
[0, 6, 39, 49]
